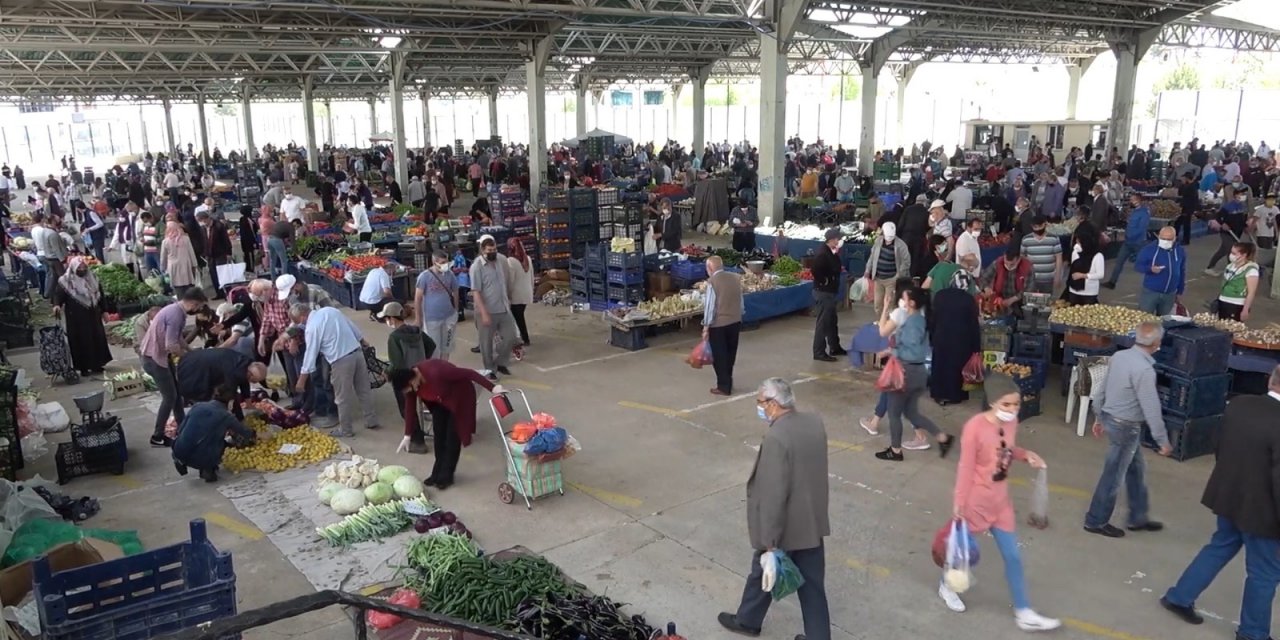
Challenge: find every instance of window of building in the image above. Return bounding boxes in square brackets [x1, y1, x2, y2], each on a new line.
[1047, 124, 1066, 150]
[610, 91, 633, 107]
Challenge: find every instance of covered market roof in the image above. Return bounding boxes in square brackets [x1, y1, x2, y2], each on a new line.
[0, 0, 1275, 104]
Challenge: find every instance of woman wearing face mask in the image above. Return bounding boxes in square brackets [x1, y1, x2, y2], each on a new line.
[1217, 242, 1259, 321]
[160, 212, 200, 298]
[1065, 222, 1104, 305]
[922, 234, 965, 298]
[860, 278, 928, 441]
[942, 374, 1059, 632]
[51, 256, 113, 376]
[874, 286, 953, 460]
[1204, 193, 1250, 276]
[652, 199, 682, 253]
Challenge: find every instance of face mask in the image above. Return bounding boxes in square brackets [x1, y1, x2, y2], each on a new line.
[756, 405, 768, 421]
[1230, 253, 1242, 263]
[1157, 239, 1174, 250]
[882, 231, 895, 241]
[75, 269, 88, 277]
[994, 409, 1017, 423]
[485, 252, 497, 262]
[436, 263, 449, 272]
[935, 244, 948, 256]
[249, 293, 262, 303]
[1074, 243, 1082, 253]
[897, 299, 907, 310]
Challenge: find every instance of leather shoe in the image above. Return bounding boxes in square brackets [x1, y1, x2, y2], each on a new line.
[830, 347, 848, 356]
[1160, 597, 1204, 625]
[710, 388, 730, 396]
[813, 354, 837, 362]
[716, 613, 760, 637]
[1128, 521, 1164, 532]
[1084, 523, 1126, 538]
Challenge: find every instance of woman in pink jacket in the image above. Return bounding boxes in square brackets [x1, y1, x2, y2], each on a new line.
[943, 374, 1060, 632]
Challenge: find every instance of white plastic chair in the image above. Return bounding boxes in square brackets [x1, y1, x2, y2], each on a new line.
[1066, 357, 1111, 437]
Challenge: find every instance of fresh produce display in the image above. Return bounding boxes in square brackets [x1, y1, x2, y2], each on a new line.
[9, 236, 31, 251]
[339, 253, 389, 276]
[1192, 313, 1280, 347]
[315, 496, 432, 546]
[92, 264, 156, 304]
[774, 274, 801, 287]
[244, 400, 310, 427]
[1150, 199, 1181, 218]
[401, 531, 480, 594]
[630, 295, 703, 321]
[1049, 304, 1159, 335]
[771, 255, 802, 276]
[989, 363, 1034, 378]
[107, 321, 139, 347]
[709, 248, 742, 267]
[404, 224, 429, 236]
[289, 235, 325, 260]
[364, 482, 394, 505]
[739, 271, 777, 293]
[221, 415, 342, 472]
[412, 510, 470, 537]
[677, 244, 707, 258]
[316, 455, 381, 489]
[330, 488, 366, 515]
[412, 553, 585, 629]
[108, 369, 156, 394]
[977, 232, 1012, 248]
[512, 592, 657, 640]
[610, 237, 637, 253]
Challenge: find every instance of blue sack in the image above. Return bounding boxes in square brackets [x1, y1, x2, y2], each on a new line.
[523, 426, 567, 455]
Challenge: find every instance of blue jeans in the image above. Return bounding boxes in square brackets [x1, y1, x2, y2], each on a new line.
[874, 392, 888, 418]
[1138, 289, 1176, 316]
[992, 528, 1031, 610]
[267, 237, 288, 278]
[1165, 515, 1280, 640]
[1084, 415, 1150, 529]
[1105, 243, 1141, 285]
[143, 253, 161, 277]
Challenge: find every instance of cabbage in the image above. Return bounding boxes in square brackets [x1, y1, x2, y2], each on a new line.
[331, 488, 366, 515]
[317, 482, 344, 505]
[392, 475, 424, 499]
[377, 465, 411, 485]
[364, 482, 394, 505]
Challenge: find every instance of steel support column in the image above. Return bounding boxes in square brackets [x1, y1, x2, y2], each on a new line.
[162, 98, 176, 155]
[488, 88, 500, 139]
[196, 95, 210, 161]
[1066, 65, 1083, 120]
[368, 97, 378, 136]
[526, 35, 553, 199]
[859, 64, 880, 177]
[575, 82, 588, 138]
[758, 32, 787, 224]
[139, 105, 150, 154]
[241, 87, 256, 161]
[421, 93, 433, 147]
[691, 65, 710, 155]
[324, 100, 334, 146]
[302, 78, 318, 181]
[389, 51, 409, 189]
[1107, 45, 1138, 154]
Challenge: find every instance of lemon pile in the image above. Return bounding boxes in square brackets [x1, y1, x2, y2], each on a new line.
[222, 415, 342, 473]
[265, 374, 288, 390]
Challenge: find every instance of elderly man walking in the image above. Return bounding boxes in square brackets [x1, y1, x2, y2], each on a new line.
[719, 378, 831, 640]
[1160, 365, 1280, 640]
[1083, 321, 1172, 538]
[703, 256, 744, 396]
[292, 304, 380, 437]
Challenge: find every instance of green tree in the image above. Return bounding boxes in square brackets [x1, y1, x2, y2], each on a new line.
[1146, 63, 1200, 117]
[831, 76, 861, 102]
[706, 84, 740, 107]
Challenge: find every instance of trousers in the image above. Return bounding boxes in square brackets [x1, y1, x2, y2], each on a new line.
[1165, 515, 1280, 640]
[735, 544, 831, 640]
[328, 349, 377, 433]
[428, 404, 461, 483]
[707, 322, 741, 393]
[885, 363, 941, 448]
[1084, 416, 1151, 529]
[812, 291, 840, 357]
[477, 311, 518, 371]
[141, 356, 183, 438]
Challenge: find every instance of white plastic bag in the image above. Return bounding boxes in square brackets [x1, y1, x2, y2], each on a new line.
[19, 432, 47, 463]
[943, 520, 973, 593]
[1028, 467, 1050, 529]
[759, 550, 778, 592]
[32, 402, 70, 433]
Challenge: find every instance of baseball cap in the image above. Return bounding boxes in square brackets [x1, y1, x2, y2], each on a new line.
[215, 302, 238, 319]
[929, 199, 947, 209]
[378, 302, 405, 319]
[824, 228, 843, 241]
[274, 274, 296, 300]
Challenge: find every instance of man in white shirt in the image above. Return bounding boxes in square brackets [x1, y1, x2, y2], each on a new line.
[946, 181, 973, 223]
[1224, 158, 1242, 183]
[955, 216, 984, 278]
[193, 197, 213, 217]
[281, 193, 308, 224]
[1251, 194, 1279, 250]
[163, 170, 180, 189]
[346, 194, 372, 240]
[358, 262, 397, 320]
[291, 304, 377, 438]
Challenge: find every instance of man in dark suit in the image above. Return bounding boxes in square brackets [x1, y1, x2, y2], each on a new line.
[1161, 365, 1280, 640]
[719, 378, 831, 640]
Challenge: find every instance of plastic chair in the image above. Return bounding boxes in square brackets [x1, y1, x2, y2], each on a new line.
[1066, 356, 1111, 436]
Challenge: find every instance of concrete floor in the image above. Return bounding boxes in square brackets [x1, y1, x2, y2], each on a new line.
[8, 189, 1279, 640]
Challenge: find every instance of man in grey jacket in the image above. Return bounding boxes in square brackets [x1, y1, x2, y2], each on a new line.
[863, 222, 911, 317]
[719, 378, 831, 640]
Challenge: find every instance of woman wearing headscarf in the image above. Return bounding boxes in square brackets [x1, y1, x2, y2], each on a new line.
[929, 285, 981, 405]
[51, 256, 112, 376]
[1066, 221, 1105, 305]
[505, 237, 535, 347]
[160, 213, 199, 297]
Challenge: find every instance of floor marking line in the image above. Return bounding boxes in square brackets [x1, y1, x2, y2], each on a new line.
[534, 350, 638, 372]
[1062, 618, 1152, 640]
[202, 512, 266, 541]
[109, 474, 145, 491]
[843, 557, 892, 579]
[1008, 476, 1092, 499]
[502, 378, 552, 391]
[567, 481, 644, 508]
[617, 401, 689, 416]
[681, 371, 840, 413]
[828, 440, 865, 452]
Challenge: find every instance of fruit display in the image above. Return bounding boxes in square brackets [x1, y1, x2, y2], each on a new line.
[221, 415, 342, 473]
[610, 237, 637, 253]
[989, 363, 1034, 378]
[632, 294, 703, 321]
[1192, 313, 1280, 347]
[978, 232, 1012, 248]
[740, 271, 777, 293]
[1049, 304, 1159, 335]
[1150, 199, 1180, 219]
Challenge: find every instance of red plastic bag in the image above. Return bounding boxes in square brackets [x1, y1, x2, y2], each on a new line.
[875, 356, 905, 392]
[961, 352, 985, 385]
[366, 588, 421, 629]
[687, 340, 713, 369]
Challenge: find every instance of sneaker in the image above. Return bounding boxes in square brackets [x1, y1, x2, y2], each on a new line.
[938, 434, 955, 458]
[831, 347, 848, 356]
[1084, 523, 1126, 538]
[874, 447, 904, 461]
[858, 417, 879, 436]
[1159, 596, 1204, 625]
[1101, 282, 1116, 290]
[487, 372, 498, 381]
[173, 459, 189, 476]
[716, 612, 761, 637]
[365, 423, 380, 430]
[1015, 609, 1062, 632]
[1203, 268, 1221, 277]
[902, 438, 931, 451]
[199, 468, 219, 483]
[938, 583, 966, 612]
[150, 435, 172, 448]
[330, 428, 355, 438]
[496, 366, 512, 376]
[471, 345, 481, 353]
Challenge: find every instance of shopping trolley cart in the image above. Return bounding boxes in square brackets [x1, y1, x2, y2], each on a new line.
[489, 389, 568, 510]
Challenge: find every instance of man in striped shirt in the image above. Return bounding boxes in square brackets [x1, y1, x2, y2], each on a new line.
[1018, 215, 1062, 295]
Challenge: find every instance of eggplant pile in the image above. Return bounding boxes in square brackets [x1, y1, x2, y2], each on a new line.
[511, 592, 656, 640]
[412, 510, 472, 538]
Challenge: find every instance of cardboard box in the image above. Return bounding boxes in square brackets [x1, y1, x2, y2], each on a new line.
[0, 538, 123, 607]
[646, 272, 673, 293]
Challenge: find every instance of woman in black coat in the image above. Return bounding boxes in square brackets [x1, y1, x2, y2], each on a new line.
[928, 286, 981, 405]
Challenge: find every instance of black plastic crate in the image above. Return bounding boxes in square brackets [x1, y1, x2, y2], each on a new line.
[1155, 326, 1232, 376]
[606, 268, 644, 286]
[0, 323, 34, 349]
[1143, 413, 1222, 461]
[606, 251, 644, 270]
[568, 188, 598, 210]
[573, 226, 599, 243]
[1016, 310, 1052, 334]
[1231, 369, 1270, 396]
[1156, 366, 1231, 418]
[55, 442, 126, 485]
[609, 325, 647, 351]
[607, 284, 644, 304]
[71, 416, 128, 454]
[981, 324, 1011, 353]
[1011, 332, 1050, 361]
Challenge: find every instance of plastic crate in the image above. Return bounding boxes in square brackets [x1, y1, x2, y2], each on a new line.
[1063, 343, 1117, 366]
[596, 188, 619, 206]
[588, 299, 609, 312]
[0, 323, 34, 349]
[1143, 414, 1222, 461]
[568, 260, 586, 277]
[1231, 369, 1270, 396]
[571, 209, 599, 227]
[540, 225, 571, 240]
[1156, 366, 1231, 418]
[607, 284, 644, 304]
[981, 325, 1011, 353]
[542, 189, 569, 209]
[35, 519, 237, 640]
[1064, 329, 1115, 349]
[70, 416, 127, 454]
[609, 325, 647, 351]
[671, 259, 708, 282]
[569, 188, 598, 210]
[1155, 326, 1232, 376]
[1019, 391, 1042, 420]
[606, 251, 644, 270]
[537, 210, 572, 225]
[54, 442, 125, 485]
[1011, 332, 1050, 361]
[1006, 356, 1049, 392]
[569, 278, 588, 294]
[606, 268, 644, 286]
[1016, 310, 1052, 334]
[644, 253, 679, 272]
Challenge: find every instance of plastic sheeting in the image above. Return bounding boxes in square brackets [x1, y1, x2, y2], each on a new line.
[0, 476, 62, 562]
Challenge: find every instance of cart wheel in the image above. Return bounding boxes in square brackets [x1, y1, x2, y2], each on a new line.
[498, 482, 515, 504]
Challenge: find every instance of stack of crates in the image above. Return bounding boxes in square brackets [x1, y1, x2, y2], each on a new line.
[605, 249, 645, 307]
[504, 213, 538, 269]
[569, 250, 610, 311]
[1010, 320, 1051, 415]
[1144, 326, 1233, 461]
[1059, 329, 1120, 397]
[489, 184, 526, 226]
[671, 258, 708, 289]
[568, 188, 601, 258]
[981, 322, 1012, 367]
[537, 206, 573, 271]
[599, 203, 645, 245]
[0, 368, 21, 481]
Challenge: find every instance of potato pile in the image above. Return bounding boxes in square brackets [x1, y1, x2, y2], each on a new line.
[989, 363, 1034, 378]
[1193, 313, 1280, 347]
[221, 415, 342, 473]
[1150, 200, 1181, 218]
[1049, 304, 1159, 335]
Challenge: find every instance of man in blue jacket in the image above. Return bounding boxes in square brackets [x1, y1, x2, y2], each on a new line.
[1103, 192, 1152, 289]
[1133, 226, 1186, 316]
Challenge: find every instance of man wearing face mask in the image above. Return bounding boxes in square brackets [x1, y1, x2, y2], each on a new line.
[1133, 226, 1186, 316]
[469, 236, 518, 380]
[811, 229, 845, 362]
[138, 288, 209, 448]
[1019, 215, 1063, 295]
[718, 378, 831, 640]
[1205, 192, 1249, 277]
[730, 202, 758, 251]
[1102, 193, 1151, 290]
[863, 222, 911, 317]
[955, 217, 984, 279]
[1084, 321, 1172, 538]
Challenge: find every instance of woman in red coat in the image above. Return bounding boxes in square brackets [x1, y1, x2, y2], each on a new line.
[390, 360, 503, 489]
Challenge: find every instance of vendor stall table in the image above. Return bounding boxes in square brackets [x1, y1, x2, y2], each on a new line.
[743, 282, 815, 324]
[753, 233, 824, 258]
